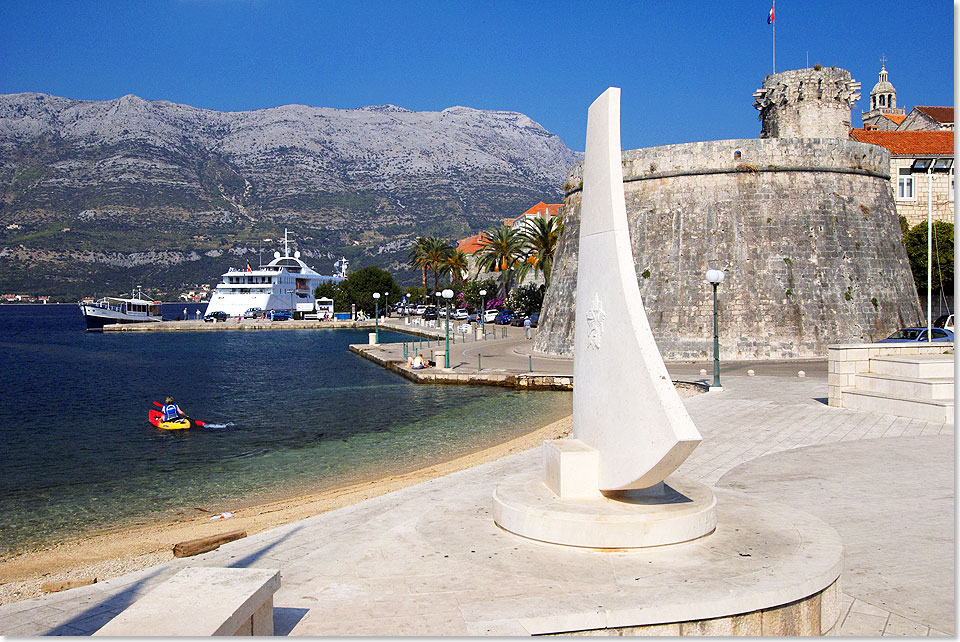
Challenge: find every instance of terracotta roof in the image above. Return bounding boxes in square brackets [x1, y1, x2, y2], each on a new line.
[522, 201, 563, 217]
[456, 232, 487, 254]
[849, 129, 954, 156]
[881, 114, 907, 125]
[915, 106, 954, 124]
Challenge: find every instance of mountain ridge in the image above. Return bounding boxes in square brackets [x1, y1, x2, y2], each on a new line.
[0, 92, 581, 299]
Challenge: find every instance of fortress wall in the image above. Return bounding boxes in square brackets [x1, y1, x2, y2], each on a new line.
[536, 138, 922, 361]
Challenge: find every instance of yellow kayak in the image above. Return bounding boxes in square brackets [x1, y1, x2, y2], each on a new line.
[149, 410, 192, 430]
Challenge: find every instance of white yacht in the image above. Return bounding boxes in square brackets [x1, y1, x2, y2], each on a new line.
[204, 230, 344, 317]
[79, 287, 163, 331]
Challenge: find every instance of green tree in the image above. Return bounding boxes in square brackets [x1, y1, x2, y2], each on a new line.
[423, 236, 453, 293]
[444, 249, 469, 285]
[338, 265, 399, 314]
[902, 220, 954, 295]
[400, 286, 426, 306]
[407, 237, 432, 292]
[506, 283, 545, 315]
[313, 281, 347, 311]
[517, 215, 565, 288]
[475, 225, 524, 299]
[459, 277, 499, 309]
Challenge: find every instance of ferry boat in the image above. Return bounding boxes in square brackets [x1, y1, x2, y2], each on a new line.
[79, 287, 163, 331]
[204, 230, 345, 317]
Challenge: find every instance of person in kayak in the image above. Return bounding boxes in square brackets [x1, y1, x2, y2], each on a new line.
[161, 397, 187, 422]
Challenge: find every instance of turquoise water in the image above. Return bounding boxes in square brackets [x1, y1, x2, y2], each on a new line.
[0, 305, 570, 553]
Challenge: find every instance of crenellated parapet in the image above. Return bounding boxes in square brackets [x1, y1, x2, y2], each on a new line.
[753, 67, 861, 139]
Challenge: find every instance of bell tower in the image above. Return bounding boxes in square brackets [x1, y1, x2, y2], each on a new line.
[861, 57, 906, 130]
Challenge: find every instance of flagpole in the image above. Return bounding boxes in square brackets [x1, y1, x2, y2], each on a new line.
[772, 1, 776, 73]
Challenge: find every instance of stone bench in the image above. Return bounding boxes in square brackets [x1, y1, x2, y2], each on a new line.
[94, 567, 280, 636]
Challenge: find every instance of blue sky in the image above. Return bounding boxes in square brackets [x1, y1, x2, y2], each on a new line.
[0, 0, 953, 151]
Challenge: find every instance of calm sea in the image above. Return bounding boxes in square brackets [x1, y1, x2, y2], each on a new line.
[0, 304, 570, 554]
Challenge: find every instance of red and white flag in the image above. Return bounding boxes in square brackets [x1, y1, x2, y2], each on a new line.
[767, 2, 775, 24]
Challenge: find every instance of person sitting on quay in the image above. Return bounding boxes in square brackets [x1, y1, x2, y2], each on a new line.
[408, 353, 431, 370]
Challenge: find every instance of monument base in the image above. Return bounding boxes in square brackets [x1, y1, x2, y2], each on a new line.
[493, 469, 717, 548]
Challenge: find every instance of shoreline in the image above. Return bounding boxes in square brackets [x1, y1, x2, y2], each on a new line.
[0, 413, 573, 605]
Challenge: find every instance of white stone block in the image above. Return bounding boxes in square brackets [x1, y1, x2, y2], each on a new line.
[543, 439, 601, 498]
[368, 332, 377, 345]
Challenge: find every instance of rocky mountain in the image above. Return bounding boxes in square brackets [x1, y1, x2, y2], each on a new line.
[0, 92, 580, 299]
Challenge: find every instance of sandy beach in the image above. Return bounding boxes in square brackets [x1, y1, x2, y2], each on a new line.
[0, 414, 573, 605]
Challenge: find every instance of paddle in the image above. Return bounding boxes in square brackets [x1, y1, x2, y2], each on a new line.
[152, 401, 206, 427]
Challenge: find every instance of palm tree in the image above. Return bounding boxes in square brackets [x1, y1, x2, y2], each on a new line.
[444, 249, 469, 285]
[407, 237, 432, 293]
[423, 236, 453, 294]
[518, 215, 565, 288]
[475, 225, 524, 299]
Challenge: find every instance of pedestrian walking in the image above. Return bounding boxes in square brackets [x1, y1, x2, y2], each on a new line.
[523, 316, 532, 340]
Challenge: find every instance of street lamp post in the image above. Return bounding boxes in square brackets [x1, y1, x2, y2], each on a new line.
[383, 292, 389, 319]
[705, 269, 725, 391]
[372, 292, 381, 344]
[479, 289, 487, 335]
[442, 288, 454, 368]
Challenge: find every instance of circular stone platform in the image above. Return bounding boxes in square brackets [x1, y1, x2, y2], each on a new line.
[493, 473, 717, 548]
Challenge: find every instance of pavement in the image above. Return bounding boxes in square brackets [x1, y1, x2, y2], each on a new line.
[0, 320, 953, 636]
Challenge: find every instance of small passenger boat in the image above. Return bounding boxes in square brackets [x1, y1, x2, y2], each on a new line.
[79, 287, 163, 331]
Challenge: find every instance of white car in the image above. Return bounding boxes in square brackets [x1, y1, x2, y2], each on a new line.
[453, 308, 469, 320]
[414, 305, 427, 315]
[483, 309, 498, 323]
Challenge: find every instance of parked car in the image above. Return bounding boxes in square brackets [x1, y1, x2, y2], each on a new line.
[203, 310, 229, 322]
[414, 305, 427, 315]
[877, 327, 954, 343]
[494, 309, 515, 325]
[423, 306, 438, 320]
[453, 308, 469, 320]
[933, 314, 955, 331]
[528, 312, 540, 328]
[483, 309, 499, 324]
[509, 314, 527, 327]
[243, 307, 263, 319]
[268, 309, 293, 321]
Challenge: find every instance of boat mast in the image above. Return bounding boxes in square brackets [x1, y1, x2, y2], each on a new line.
[283, 228, 289, 257]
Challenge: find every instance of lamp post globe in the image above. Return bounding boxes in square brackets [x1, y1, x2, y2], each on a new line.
[705, 270, 724, 390]
[479, 289, 487, 333]
[441, 289, 454, 368]
[372, 292, 381, 343]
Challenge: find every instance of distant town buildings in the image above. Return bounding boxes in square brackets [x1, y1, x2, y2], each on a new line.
[851, 63, 954, 225]
[1, 294, 51, 303]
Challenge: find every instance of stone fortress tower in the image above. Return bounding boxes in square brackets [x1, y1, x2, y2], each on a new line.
[534, 67, 921, 361]
[753, 67, 861, 138]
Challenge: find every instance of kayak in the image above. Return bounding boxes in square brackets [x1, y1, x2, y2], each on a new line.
[149, 409, 193, 430]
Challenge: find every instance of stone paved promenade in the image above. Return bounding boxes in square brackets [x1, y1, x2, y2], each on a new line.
[0, 321, 953, 636]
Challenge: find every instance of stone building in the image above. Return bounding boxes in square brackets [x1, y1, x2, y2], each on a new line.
[850, 63, 954, 226]
[899, 106, 954, 131]
[848, 129, 953, 225]
[534, 67, 921, 361]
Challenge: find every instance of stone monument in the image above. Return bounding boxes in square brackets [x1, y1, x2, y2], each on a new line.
[493, 88, 717, 548]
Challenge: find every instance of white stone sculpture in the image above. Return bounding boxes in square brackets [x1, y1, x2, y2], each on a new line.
[493, 88, 715, 548]
[572, 87, 701, 491]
